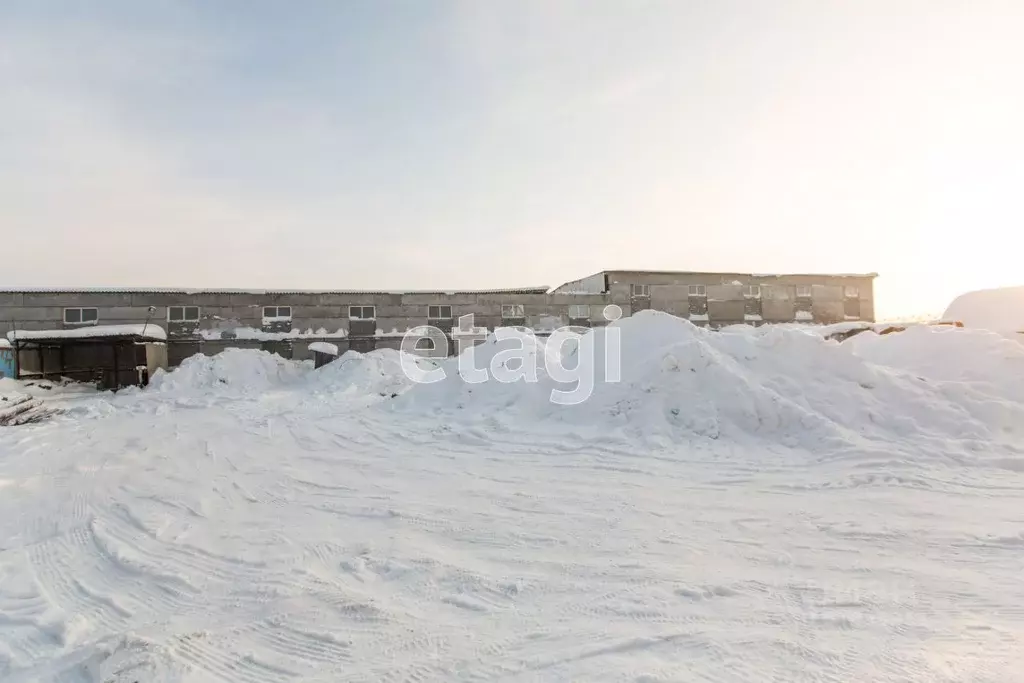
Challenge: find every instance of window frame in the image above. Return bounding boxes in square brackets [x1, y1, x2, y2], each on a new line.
[630, 283, 651, 297]
[844, 286, 860, 298]
[501, 303, 525, 319]
[688, 284, 707, 297]
[262, 305, 293, 320]
[428, 305, 452, 319]
[168, 306, 201, 322]
[795, 285, 813, 298]
[743, 285, 761, 299]
[568, 304, 591, 319]
[63, 307, 99, 325]
[348, 305, 376, 320]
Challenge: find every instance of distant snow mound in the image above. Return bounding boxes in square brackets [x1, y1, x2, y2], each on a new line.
[850, 324, 1024, 386]
[943, 285, 1024, 332]
[148, 348, 308, 394]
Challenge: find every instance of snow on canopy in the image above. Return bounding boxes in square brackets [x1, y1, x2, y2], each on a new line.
[943, 285, 1024, 333]
[308, 341, 339, 356]
[6, 324, 167, 341]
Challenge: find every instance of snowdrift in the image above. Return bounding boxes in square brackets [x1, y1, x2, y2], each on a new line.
[148, 348, 309, 395]
[390, 311, 1024, 448]
[145, 347, 436, 404]
[140, 314, 1024, 449]
[943, 285, 1024, 332]
[306, 348, 437, 399]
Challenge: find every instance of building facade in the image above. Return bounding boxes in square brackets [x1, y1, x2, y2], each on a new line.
[0, 269, 877, 365]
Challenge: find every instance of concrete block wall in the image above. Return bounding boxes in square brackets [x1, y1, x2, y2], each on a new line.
[0, 271, 877, 367]
[604, 272, 876, 326]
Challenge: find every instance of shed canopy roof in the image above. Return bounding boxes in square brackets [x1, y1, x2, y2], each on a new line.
[7, 324, 167, 343]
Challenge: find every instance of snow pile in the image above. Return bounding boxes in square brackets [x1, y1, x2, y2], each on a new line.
[390, 329, 552, 414]
[148, 348, 309, 395]
[143, 348, 439, 408]
[943, 285, 1024, 332]
[308, 348, 435, 399]
[392, 311, 1024, 448]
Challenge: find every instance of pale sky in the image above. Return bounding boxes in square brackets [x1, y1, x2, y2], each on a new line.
[2, 1, 1022, 318]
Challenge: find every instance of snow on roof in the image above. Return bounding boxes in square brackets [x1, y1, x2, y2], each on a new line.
[308, 341, 339, 356]
[7, 324, 167, 342]
[0, 339, 10, 348]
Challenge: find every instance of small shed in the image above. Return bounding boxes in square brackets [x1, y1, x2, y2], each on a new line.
[6, 324, 169, 389]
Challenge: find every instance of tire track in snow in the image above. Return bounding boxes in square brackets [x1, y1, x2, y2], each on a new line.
[233, 616, 354, 671]
[85, 518, 200, 619]
[25, 526, 128, 641]
[170, 631, 301, 683]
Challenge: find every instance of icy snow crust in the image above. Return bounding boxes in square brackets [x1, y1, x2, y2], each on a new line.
[2, 312, 1024, 681]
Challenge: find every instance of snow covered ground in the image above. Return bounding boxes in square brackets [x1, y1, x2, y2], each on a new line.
[1, 313, 1023, 682]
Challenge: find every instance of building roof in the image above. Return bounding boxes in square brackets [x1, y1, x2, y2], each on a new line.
[0, 286, 550, 295]
[553, 269, 878, 292]
[601, 269, 879, 279]
[7, 324, 167, 343]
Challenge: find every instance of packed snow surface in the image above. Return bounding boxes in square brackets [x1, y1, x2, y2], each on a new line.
[2, 312, 1024, 681]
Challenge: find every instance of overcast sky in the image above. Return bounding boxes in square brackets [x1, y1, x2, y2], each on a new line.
[2, 1, 1022, 317]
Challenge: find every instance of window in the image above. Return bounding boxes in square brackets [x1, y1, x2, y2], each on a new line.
[844, 286, 860, 298]
[796, 285, 813, 298]
[262, 306, 292, 319]
[743, 285, 761, 298]
[415, 337, 435, 351]
[168, 306, 201, 322]
[688, 284, 707, 297]
[568, 304, 591, 319]
[630, 284, 650, 297]
[428, 305, 452, 319]
[501, 304, 525, 318]
[349, 305, 376, 320]
[64, 307, 98, 325]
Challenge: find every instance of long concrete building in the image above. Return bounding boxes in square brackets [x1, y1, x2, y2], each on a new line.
[1, 269, 877, 365]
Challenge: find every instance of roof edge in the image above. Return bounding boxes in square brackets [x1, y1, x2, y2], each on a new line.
[0, 286, 551, 295]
